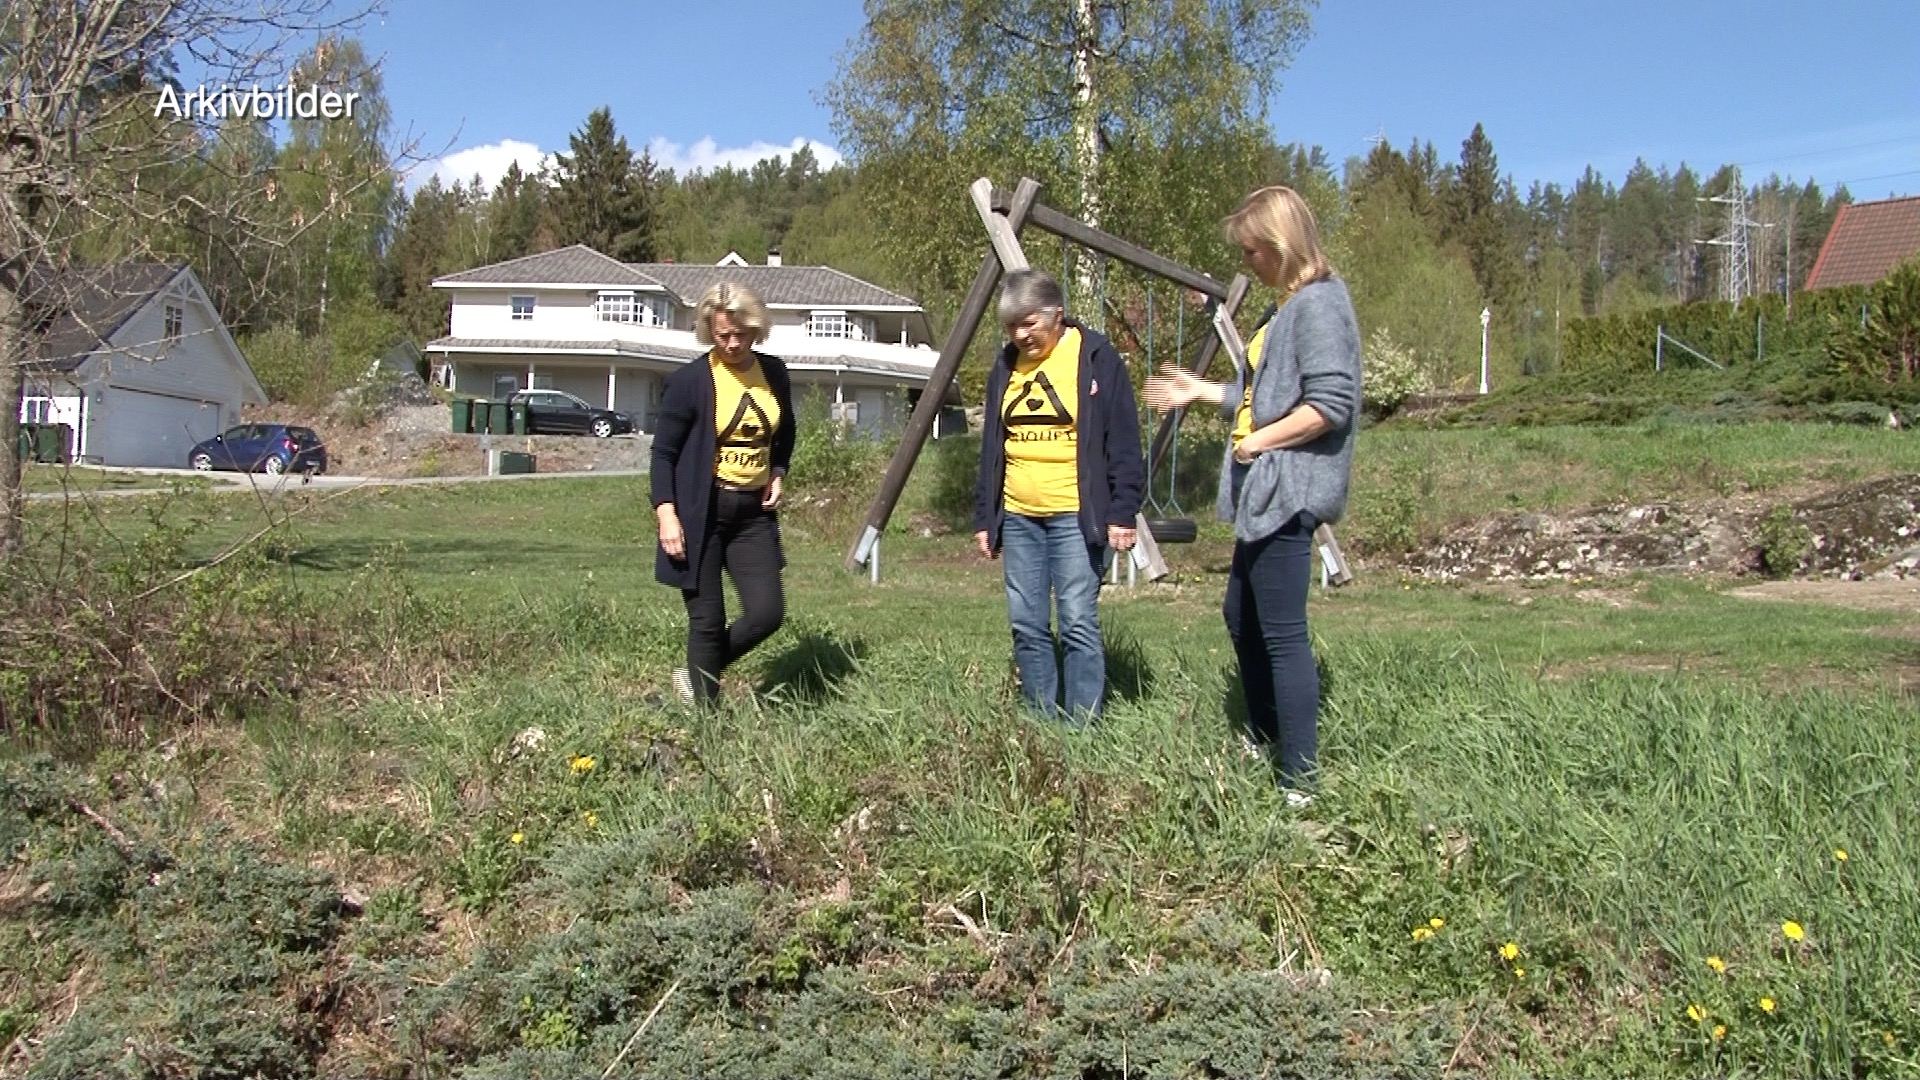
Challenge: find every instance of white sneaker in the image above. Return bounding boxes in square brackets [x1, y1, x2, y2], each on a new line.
[670, 667, 695, 703]
[1283, 790, 1316, 811]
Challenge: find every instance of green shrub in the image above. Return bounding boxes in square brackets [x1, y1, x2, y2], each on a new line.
[1755, 505, 1814, 577]
[1828, 256, 1920, 384]
[789, 389, 893, 492]
[1362, 326, 1434, 416]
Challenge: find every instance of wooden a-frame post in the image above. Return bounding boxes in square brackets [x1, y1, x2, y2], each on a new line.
[845, 178, 1043, 572]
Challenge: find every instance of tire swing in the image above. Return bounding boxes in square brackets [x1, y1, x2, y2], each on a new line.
[1140, 283, 1198, 544]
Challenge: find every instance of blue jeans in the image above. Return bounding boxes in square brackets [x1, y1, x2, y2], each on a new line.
[1000, 513, 1106, 722]
[1223, 512, 1318, 787]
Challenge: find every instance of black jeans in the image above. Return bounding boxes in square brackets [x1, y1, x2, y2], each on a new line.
[683, 486, 785, 702]
[1223, 512, 1318, 787]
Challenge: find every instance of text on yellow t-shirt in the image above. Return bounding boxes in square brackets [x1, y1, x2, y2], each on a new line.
[711, 352, 781, 489]
[1001, 328, 1082, 516]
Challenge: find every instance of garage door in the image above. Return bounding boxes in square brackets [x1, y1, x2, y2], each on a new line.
[89, 389, 223, 467]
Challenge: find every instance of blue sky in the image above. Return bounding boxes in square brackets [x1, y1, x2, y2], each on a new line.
[362, 0, 1920, 200]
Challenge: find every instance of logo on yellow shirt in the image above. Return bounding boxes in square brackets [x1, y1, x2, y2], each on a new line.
[1004, 370, 1073, 438]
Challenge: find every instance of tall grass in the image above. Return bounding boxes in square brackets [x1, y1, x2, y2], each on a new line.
[5, 435, 1917, 1077]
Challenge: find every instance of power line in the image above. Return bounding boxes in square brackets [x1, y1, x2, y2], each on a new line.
[1736, 134, 1919, 171]
[1833, 167, 1920, 187]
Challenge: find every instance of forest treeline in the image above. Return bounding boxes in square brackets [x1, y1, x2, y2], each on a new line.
[82, 34, 1858, 406]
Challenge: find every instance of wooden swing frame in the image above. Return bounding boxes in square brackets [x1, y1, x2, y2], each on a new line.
[845, 176, 1351, 587]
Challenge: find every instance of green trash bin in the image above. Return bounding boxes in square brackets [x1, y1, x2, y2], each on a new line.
[16, 425, 33, 465]
[38, 424, 70, 464]
[473, 399, 493, 434]
[489, 402, 509, 435]
[510, 402, 529, 435]
[451, 398, 472, 433]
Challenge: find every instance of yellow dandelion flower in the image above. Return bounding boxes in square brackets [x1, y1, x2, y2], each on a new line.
[1410, 926, 1434, 942]
[509, 831, 525, 845]
[1512, 966, 1526, 979]
[1712, 1024, 1727, 1041]
[1781, 920, 1805, 943]
[582, 811, 599, 828]
[569, 755, 597, 775]
[1706, 955, 1726, 973]
[1687, 1004, 1707, 1023]
[1429, 917, 1446, 930]
[1834, 848, 1848, 862]
[1884, 1031, 1897, 1047]
[1758, 996, 1776, 1014]
[1500, 941, 1520, 962]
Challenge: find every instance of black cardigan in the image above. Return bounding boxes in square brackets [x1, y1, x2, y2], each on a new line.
[972, 321, 1145, 553]
[650, 350, 796, 589]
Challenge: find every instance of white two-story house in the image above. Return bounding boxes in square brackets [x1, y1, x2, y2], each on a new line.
[425, 245, 954, 436]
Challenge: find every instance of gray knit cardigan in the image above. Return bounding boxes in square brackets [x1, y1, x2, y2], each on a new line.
[1213, 277, 1362, 540]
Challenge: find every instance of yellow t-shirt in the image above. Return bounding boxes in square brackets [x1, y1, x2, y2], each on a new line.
[1231, 322, 1271, 446]
[711, 352, 781, 489]
[1001, 328, 1082, 516]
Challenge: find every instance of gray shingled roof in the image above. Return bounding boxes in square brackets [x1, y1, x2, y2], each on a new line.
[626, 264, 919, 309]
[785, 354, 938, 380]
[433, 245, 659, 288]
[427, 337, 935, 381]
[425, 337, 708, 362]
[28, 263, 188, 371]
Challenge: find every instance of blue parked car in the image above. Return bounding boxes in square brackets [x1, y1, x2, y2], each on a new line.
[188, 424, 328, 475]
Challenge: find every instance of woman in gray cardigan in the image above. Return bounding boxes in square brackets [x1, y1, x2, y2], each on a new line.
[1146, 187, 1361, 805]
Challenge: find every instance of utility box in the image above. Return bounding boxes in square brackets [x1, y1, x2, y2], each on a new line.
[488, 450, 535, 475]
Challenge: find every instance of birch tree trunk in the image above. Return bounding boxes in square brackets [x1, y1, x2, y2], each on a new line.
[1069, 0, 1102, 319]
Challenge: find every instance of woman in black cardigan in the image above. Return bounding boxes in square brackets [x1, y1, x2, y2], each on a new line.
[651, 282, 796, 704]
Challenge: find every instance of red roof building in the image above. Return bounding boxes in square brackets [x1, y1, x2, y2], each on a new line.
[1805, 194, 1920, 290]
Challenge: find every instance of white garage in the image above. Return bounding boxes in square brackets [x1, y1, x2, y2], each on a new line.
[22, 263, 266, 467]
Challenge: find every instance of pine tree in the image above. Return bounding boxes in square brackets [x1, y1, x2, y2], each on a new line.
[546, 108, 657, 261]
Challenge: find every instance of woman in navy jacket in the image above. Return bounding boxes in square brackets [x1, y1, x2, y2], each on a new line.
[651, 282, 796, 704]
[972, 270, 1144, 722]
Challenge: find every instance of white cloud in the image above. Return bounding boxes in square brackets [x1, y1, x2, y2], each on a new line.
[645, 136, 844, 176]
[411, 139, 554, 194]
[407, 134, 846, 194]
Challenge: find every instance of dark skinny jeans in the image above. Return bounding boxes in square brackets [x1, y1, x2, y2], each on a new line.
[1222, 511, 1319, 787]
[683, 485, 785, 702]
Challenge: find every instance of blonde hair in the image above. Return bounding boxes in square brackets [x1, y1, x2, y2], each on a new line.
[694, 281, 770, 346]
[1224, 186, 1333, 296]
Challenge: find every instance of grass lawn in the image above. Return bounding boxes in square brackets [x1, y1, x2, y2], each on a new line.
[19, 463, 213, 494]
[2, 421, 1916, 1078]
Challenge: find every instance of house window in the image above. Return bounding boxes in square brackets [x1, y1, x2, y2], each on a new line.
[644, 295, 673, 328]
[163, 303, 183, 342]
[596, 292, 637, 322]
[510, 295, 535, 321]
[807, 310, 875, 340]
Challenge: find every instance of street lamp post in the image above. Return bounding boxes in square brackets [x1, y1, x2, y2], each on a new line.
[1478, 307, 1491, 395]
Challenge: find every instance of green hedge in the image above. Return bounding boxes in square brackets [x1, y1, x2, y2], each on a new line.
[1564, 286, 1872, 377]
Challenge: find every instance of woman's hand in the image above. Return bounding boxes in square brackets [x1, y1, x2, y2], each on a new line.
[1107, 523, 1137, 552]
[974, 530, 997, 560]
[1143, 364, 1222, 413]
[761, 475, 783, 510]
[1232, 436, 1263, 465]
[656, 504, 686, 560]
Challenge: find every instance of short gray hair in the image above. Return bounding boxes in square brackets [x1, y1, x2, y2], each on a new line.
[997, 269, 1065, 326]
